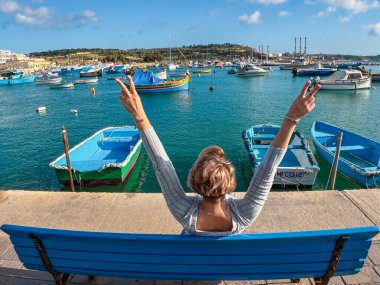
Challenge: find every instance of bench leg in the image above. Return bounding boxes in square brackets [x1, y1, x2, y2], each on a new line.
[29, 234, 71, 285]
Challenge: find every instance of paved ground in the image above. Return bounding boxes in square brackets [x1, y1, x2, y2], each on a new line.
[0, 189, 379, 284]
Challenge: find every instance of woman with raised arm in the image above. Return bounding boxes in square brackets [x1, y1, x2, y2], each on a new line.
[115, 77, 320, 236]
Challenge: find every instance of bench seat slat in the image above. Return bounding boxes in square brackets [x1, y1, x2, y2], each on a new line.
[20, 257, 364, 275]
[9, 236, 372, 256]
[15, 248, 367, 265]
[22, 264, 362, 280]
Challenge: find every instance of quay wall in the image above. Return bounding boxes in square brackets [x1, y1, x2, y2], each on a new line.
[0, 189, 379, 238]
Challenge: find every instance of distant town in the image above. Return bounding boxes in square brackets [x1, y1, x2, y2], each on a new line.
[1, 43, 380, 71]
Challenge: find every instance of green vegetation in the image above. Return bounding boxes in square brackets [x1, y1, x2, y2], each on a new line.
[29, 44, 380, 64]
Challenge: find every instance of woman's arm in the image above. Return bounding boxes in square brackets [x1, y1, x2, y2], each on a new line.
[235, 81, 320, 225]
[115, 77, 193, 223]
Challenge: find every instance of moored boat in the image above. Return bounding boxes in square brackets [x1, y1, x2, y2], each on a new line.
[0, 71, 35, 85]
[50, 126, 142, 187]
[236, 64, 267, 76]
[50, 82, 74, 89]
[170, 72, 186, 78]
[80, 67, 102, 77]
[74, 77, 98, 84]
[105, 65, 125, 74]
[371, 72, 380, 81]
[35, 73, 63, 85]
[293, 67, 337, 77]
[242, 123, 320, 188]
[311, 121, 380, 188]
[313, 69, 371, 90]
[192, 69, 212, 74]
[124, 69, 190, 93]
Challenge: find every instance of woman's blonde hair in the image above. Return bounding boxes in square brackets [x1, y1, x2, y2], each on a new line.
[187, 146, 236, 198]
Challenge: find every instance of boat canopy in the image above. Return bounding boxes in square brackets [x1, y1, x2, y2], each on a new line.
[132, 70, 164, 85]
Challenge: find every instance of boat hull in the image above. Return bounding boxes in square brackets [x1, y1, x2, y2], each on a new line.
[311, 121, 380, 188]
[9, 75, 36, 85]
[318, 78, 371, 90]
[236, 71, 267, 76]
[35, 77, 63, 85]
[128, 74, 190, 93]
[242, 124, 319, 188]
[296, 69, 336, 76]
[80, 69, 102, 77]
[50, 126, 142, 187]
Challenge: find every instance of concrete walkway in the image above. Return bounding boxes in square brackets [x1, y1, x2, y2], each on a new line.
[0, 189, 379, 284]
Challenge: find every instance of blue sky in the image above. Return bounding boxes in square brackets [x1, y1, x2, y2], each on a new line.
[1, 0, 380, 55]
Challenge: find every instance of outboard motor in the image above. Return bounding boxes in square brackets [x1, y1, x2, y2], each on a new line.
[292, 68, 298, 76]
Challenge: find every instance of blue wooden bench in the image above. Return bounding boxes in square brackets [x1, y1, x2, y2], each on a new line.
[1, 225, 379, 285]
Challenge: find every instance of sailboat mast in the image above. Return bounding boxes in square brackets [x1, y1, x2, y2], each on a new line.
[169, 34, 172, 64]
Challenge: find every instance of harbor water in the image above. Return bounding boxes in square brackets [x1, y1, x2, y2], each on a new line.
[0, 67, 379, 192]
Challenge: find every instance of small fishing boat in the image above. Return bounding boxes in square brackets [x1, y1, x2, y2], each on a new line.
[0, 71, 35, 85]
[35, 74, 63, 85]
[242, 123, 320, 188]
[337, 62, 362, 69]
[105, 65, 125, 74]
[170, 73, 186, 78]
[293, 67, 337, 77]
[80, 67, 102, 77]
[50, 82, 74, 89]
[50, 126, 142, 187]
[371, 72, 380, 81]
[227, 68, 237, 74]
[192, 69, 212, 74]
[36, 106, 47, 113]
[313, 69, 371, 90]
[236, 64, 267, 76]
[311, 121, 380, 188]
[74, 77, 98, 84]
[124, 69, 190, 93]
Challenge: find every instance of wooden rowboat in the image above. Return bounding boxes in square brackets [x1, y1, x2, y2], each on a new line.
[50, 126, 142, 187]
[311, 121, 380, 188]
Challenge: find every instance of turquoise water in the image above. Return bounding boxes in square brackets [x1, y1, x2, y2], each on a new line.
[1, 67, 379, 192]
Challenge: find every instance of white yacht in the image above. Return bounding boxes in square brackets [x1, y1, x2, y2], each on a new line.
[313, 69, 371, 90]
[236, 64, 268, 76]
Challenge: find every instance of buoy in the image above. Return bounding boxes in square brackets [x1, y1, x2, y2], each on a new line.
[91, 87, 96, 95]
[36, 106, 46, 113]
[209, 86, 214, 91]
[70, 109, 78, 116]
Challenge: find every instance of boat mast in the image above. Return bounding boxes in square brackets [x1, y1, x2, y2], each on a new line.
[169, 34, 172, 64]
[299, 37, 302, 55]
[304, 37, 307, 55]
[266, 45, 269, 64]
[294, 37, 297, 60]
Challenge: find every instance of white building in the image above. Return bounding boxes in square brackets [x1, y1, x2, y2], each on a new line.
[0, 50, 13, 64]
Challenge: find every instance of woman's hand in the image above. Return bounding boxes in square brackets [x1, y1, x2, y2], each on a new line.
[287, 81, 320, 122]
[115, 76, 151, 130]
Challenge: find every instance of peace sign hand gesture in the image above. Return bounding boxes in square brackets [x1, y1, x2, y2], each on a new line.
[287, 81, 320, 122]
[115, 76, 151, 130]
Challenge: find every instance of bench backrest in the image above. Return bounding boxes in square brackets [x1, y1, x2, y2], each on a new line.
[1, 225, 379, 281]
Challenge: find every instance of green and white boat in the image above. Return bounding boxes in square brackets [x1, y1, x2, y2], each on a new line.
[50, 126, 142, 187]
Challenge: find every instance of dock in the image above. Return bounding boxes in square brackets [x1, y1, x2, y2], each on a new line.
[0, 189, 379, 284]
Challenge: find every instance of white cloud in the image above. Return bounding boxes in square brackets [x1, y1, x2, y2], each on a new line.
[0, 0, 20, 13]
[0, 1, 98, 29]
[313, 6, 336, 18]
[15, 6, 51, 27]
[304, 0, 317, 4]
[339, 15, 352, 22]
[364, 22, 380, 35]
[278, 10, 291, 16]
[238, 11, 262, 24]
[245, 0, 286, 4]
[322, 0, 379, 14]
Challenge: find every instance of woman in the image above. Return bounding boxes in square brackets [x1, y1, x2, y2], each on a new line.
[115, 77, 320, 236]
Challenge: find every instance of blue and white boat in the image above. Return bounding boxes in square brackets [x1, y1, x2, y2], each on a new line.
[311, 121, 380, 188]
[50, 126, 142, 187]
[0, 71, 35, 85]
[293, 67, 337, 77]
[242, 124, 320, 188]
